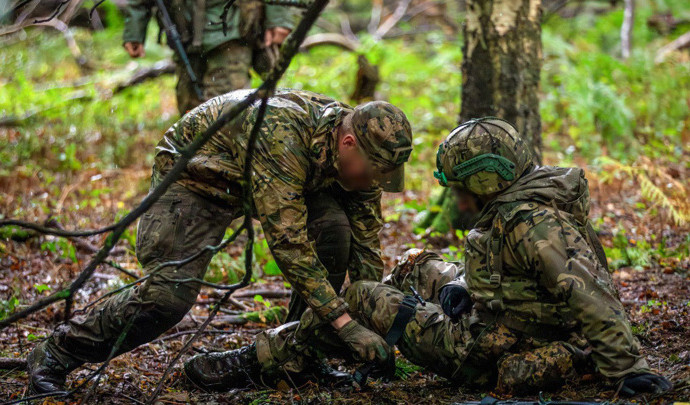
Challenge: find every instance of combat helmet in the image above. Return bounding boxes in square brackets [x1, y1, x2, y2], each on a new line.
[433, 117, 534, 195]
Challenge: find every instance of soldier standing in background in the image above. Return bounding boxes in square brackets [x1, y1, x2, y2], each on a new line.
[122, 0, 297, 114]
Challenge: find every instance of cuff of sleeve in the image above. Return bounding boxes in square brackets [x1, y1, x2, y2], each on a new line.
[265, 5, 298, 30]
[122, 32, 146, 45]
[313, 297, 349, 322]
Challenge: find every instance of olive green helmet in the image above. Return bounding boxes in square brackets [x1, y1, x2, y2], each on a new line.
[433, 117, 534, 195]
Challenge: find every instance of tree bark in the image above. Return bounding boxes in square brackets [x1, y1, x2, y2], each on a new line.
[461, 0, 543, 162]
[621, 0, 634, 59]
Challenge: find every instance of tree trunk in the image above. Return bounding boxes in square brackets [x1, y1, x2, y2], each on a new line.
[621, 0, 635, 59]
[461, 0, 543, 162]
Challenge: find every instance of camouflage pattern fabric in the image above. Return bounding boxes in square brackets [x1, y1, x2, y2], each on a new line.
[254, 165, 648, 393]
[351, 101, 413, 192]
[122, 0, 298, 54]
[38, 90, 400, 370]
[123, 0, 298, 113]
[434, 117, 534, 195]
[254, 276, 581, 393]
[47, 184, 237, 365]
[496, 341, 582, 395]
[152, 89, 386, 321]
[42, 181, 368, 367]
[465, 165, 650, 378]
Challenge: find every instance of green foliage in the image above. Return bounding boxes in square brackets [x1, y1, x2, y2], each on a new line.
[394, 357, 423, 380]
[0, 296, 19, 321]
[606, 226, 652, 270]
[33, 284, 51, 294]
[541, 7, 690, 161]
[242, 306, 287, 324]
[41, 238, 78, 263]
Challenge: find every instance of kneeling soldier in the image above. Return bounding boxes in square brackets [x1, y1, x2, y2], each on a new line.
[27, 89, 413, 394]
[185, 118, 671, 397]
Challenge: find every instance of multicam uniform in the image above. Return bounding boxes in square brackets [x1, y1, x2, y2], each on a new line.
[40, 90, 393, 369]
[254, 165, 650, 394]
[123, 0, 298, 113]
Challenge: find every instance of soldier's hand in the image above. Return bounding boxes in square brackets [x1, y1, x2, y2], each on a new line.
[439, 284, 472, 321]
[124, 42, 145, 58]
[336, 319, 390, 363]
[264, 27, 291, 47]
[620, 373, 672, 396]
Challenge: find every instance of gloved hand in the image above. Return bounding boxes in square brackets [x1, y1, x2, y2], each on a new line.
[439, 284, 472, 321]
[619, 373, 672, 396]
[337, 320, 390, 363]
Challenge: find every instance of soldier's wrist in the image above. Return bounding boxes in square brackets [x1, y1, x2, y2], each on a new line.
[331, 313, 353, 331]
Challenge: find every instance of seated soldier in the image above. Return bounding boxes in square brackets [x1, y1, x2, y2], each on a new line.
[183, 118, 672, 396]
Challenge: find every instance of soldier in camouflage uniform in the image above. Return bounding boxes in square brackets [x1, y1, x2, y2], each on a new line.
[123, 0, 298, 114]
[184, 118, 671, 397]
[26, 89, 413, 394]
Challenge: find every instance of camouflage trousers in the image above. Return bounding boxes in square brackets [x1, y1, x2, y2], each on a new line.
[175, 40, 252, 115]
[44, 183, 352, 368]
[256, 251, 591, 394]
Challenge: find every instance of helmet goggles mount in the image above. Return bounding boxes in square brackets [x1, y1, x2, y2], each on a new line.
[434, 153, 516, 188]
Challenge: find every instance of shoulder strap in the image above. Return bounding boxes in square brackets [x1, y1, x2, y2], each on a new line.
[485, 215, 505, 312]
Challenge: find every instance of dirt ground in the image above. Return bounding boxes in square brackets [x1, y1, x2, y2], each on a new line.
[0, 162, 688, 404]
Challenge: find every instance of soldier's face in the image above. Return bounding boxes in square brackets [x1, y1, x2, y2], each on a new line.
[453, 188, 481, 215]
[337, 133, 375, 190]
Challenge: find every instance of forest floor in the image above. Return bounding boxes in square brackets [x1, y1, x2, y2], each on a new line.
[0, 153, 688, 404]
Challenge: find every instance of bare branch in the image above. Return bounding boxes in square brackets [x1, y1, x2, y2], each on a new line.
[374, 0, 413, 40]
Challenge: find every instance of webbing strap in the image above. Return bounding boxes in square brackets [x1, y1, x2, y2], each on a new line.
[485, 216, 505, 312]
[384, 295, 418, 346]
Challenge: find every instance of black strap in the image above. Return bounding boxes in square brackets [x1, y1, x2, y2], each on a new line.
[384, 295, 418, 346]
[352, 295, 417, 388]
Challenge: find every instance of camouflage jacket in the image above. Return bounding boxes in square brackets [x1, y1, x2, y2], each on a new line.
[460, 165, 649, 378]
[151, 89, 385, 321]
[123, 0, 297, 52]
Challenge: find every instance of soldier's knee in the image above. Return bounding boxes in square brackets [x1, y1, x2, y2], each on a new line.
[310, 208, 352, 273]
[343, 281, 381, 308]
[144, 285, 196, 327]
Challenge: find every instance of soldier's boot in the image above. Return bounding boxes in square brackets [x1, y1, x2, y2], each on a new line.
[184, 344, 262, 391]
[276, 359, 353, 389]
[184, 344, 352, 391]
[27, 340, 82, 394]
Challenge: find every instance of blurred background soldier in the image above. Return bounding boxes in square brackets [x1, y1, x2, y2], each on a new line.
[122, 0, 297, 114]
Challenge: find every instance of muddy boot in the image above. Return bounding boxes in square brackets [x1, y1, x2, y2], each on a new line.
[27, 340, 82, 394]
[184, 344, 262, 391]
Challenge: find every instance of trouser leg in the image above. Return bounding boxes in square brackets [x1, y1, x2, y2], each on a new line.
[496, 341, 588, 395]
[285, 191, 352, 322]
[202, 40, 252, 99]
[47, 184, 235, 365]
[174, 40, 251, 115]
[385, 249, 463, 305]
[175, 53, 206, 116]
[257, 281, 473, 379]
